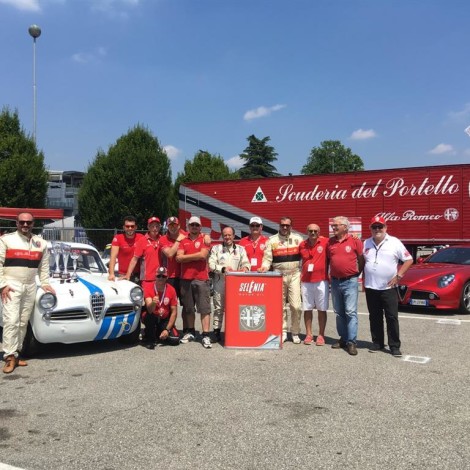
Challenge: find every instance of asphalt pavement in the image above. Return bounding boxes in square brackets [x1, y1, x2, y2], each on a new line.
[1, 292, 469, 470]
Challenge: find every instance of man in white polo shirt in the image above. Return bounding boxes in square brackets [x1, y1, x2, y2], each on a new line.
[363, 216, 413, 357]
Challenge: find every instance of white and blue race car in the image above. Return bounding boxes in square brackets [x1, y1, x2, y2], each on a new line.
[1, 242, 143, 356]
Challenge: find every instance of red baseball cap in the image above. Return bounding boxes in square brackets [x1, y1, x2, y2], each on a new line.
[167, 216, 179, 225]
[147, 216, 161, 225]
[370, 216, 386, 226]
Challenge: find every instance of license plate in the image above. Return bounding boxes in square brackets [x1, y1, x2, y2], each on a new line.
[410, 299, 428, 306]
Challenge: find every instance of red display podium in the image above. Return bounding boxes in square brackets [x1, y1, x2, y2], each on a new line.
[224, 272, 283, 349]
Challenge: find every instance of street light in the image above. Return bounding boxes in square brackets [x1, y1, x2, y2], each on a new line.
[28, 24, 41, 144]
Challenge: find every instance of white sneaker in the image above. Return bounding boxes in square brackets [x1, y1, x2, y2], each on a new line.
[180, 332, 195, 344]
[282, 332, 288, 343]
[292, 334, 301, 344]
[202, 335, 212, 349]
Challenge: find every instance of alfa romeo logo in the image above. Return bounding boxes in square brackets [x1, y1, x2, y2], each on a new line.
[239, 305, 266, 332]
[443, 208, 459, 221]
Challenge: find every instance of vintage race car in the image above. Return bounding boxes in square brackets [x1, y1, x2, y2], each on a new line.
[398, 246, 470, 314]
[1, 242, 143, 356]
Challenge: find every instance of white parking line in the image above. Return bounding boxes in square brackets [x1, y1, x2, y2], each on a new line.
[0, 463, 26, 470]
[403, 355, 431, 364]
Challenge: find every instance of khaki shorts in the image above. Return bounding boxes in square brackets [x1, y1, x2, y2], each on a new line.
[180, 279, 211, 315]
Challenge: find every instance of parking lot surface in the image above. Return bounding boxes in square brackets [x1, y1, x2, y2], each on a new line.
[1, 292, 469, 470]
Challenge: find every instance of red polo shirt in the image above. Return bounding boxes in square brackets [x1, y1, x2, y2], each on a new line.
[143, 282, 178, 319]
[111, 233, 144, 275]
[159, 230, 188, 279]
[178, 234, 209, 281]
[134, 233, 161, 281]
[327, 235, 363, 279]
[239, 235, 269, 272]
[299, 236, 329, 283]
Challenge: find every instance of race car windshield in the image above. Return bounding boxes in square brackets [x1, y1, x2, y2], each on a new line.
[426, 247, 470, 266]
[48, 248, 107, 274]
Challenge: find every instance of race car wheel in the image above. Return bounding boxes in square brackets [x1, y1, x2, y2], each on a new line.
[459, 281, 470, 315]
[21, 323, 44, 357]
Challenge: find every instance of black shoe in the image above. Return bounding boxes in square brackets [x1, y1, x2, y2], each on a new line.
[390, 348, 402, 357]
[145, 342, 156, 350]
[368, 343, 385, 353]
[347, 343, 358, 356]
[331, 340, 346, 349]
[212, 329, 222, 343]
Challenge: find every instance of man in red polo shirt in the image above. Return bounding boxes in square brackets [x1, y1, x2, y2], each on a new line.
[299, 223, 329, 346]
[327, 216, 364, 356]
[238, 216, 269, 272]
[176, 216, 212, 348]
[108, 215, 143, 283]
[142, 266, 179, 349]
[124, 216, 161, 285]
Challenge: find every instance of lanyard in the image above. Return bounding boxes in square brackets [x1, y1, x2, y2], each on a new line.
[153, 284, 167, 316]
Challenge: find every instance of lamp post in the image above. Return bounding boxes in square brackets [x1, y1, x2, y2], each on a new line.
[28, 24, 41, 144]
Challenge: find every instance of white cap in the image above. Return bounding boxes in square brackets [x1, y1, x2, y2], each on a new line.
[249, 216, 263, 225]
[188, 216, 201, 225]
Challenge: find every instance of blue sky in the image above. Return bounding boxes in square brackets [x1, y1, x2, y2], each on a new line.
[1, 0, 469, 178]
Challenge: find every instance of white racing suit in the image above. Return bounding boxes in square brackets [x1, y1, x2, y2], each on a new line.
[0, 231, 50, 357]
[262, 232, 303, 335]
[208, 243, 251, 330]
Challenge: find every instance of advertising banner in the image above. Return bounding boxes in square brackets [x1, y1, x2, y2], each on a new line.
[224, 272, 283, 349]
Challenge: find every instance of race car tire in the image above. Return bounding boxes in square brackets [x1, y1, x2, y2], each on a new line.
[21, 323, 44, 357]
[459, 281, 470, 315]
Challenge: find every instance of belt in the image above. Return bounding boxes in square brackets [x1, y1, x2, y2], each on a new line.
[331, 273, 359, 282]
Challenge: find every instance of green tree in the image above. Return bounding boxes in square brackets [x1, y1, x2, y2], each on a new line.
[0, 107, 48, 208]
[172, 150, 234, 213]
[78, 125, 172, 231]
[238, 135, 280, 178]
[301, 140, 364, 174]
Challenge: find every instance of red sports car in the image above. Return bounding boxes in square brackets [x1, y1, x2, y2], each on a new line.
[398, 246, 470, 314]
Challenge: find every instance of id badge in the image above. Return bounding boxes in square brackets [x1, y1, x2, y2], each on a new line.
[308, 263, 314, 272]
[251, 258, 258, 267]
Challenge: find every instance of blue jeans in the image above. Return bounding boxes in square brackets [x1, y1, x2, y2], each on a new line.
[331, 277, 359, 344]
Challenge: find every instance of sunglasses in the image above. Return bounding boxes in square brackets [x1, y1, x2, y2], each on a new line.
[18, 220, 33, 225]
[189, 223, 200, 227]
[280, 224, 291, 228]
[124, 225, 136, 228]
[308, 229, 319, 234]
[156, 275, 167, 279]
[250, 224, 261, 228]
[371, 225, 385, 230]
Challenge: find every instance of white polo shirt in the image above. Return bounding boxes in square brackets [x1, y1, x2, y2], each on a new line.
[363, 234, 412, 290]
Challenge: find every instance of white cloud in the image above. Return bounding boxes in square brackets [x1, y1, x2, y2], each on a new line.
[225, 155, 244, 170]
[350, 128, 377, 140]
[0, 0, 40, 11]
[429, 143, 455, 155]
[91, 0, 140, 18]
[71, 47, 107, 64]
[163, 145, 182, 161]
[243, 104, 286, 122]
[448, 103, 470, 121]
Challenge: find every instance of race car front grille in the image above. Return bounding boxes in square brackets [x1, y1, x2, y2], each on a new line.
[410, 290, 440, 300]
[105, 305, 135, 317]
[91, 292, 105, 319]
[49, 309, 89, 320]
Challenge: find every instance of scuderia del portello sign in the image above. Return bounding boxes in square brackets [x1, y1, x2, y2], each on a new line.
[271, 174, 461, 222]
[275, 175, 459, 203]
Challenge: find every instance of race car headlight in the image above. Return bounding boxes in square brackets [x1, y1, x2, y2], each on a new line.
[438, 274, 455, 288]
[130, 286, 143, 305]
[39, 292, 57, 315]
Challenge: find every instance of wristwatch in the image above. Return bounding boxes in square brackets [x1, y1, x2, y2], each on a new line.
[166, 327, 172, 334]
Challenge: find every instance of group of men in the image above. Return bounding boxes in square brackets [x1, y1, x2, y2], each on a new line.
[0, 210, 413, 373]
[109, 212, 413, 356]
